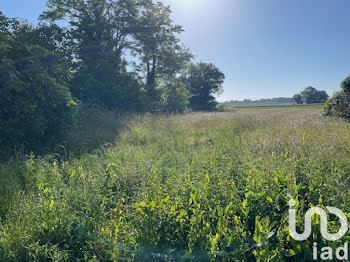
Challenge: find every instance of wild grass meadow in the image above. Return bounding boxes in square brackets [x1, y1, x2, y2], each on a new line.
[1, 105, 350, 261]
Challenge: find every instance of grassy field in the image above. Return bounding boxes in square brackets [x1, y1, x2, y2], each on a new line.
[221, 103, 324, 109]
[1, 105, 350, 261]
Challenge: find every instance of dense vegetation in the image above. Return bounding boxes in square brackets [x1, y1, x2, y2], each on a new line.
[2, 0, 350, 261]
[1, 106, 350, 261]
[323, 76, 350, 119]
[0, 14, 77, 156]
[0, 0, 225, 159]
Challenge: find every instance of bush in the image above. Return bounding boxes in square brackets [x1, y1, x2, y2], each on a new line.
[62, 104, 130, 157]
[71, 68, 144, 112]
[323, 76, 350, 119]
[0, 14, 77, 157]
[341, 75, 350, 94]
[163, 80, 192, 114]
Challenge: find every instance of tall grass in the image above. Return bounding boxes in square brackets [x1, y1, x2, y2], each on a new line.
[1, 106, 350, 261]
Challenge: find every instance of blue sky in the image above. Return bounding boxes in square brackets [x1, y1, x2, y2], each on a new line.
[2, 0, 350, 101]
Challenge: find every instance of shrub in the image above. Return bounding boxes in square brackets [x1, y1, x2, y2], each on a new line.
[341, 75, 350, 94]
[71, 69, 144, 112]
[0, 14, 77, 157]
[323, 76, 350, 119]
[163, 80, 192, 114]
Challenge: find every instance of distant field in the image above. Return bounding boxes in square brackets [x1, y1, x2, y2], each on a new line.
[222, 103, 324, 109]
[1, 106, 350, 261]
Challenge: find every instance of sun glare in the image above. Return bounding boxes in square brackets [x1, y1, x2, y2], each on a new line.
[167, 0, 203, 10]
[177, 0, 200, 7]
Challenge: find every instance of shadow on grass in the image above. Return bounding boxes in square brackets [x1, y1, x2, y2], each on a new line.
[0, 104, 134, 220]
[58, 104, 132, 160]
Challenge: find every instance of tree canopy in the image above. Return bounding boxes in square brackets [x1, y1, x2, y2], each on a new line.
[133, 1, 192, 111]
[293, 86, 328, 104]
[0, 12, 76, 154]
[323, 75, 350, 119]
[0, 1, 226, 157]
[41, 0, 143, 110]
[183, 63, 225, 111]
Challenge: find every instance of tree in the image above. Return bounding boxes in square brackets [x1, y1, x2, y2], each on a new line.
[294, 86, 328, 104]
[163, 79, 192, 114]
[341, 76, 350, 94]
[183, 62, 225, 111]
[41, 0, 143, 111]
[293, 94, 303, 104]
[323, 75, 350, 119]
[133, 0, 192, 111]
[0, 13, 76, 155]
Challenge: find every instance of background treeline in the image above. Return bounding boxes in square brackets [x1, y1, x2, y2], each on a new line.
[0, 0, 225, 158]
[224, 87, 330, 106]
[224, 97, 295, 105]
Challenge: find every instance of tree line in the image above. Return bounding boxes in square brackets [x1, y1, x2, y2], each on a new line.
[224, 87, 330, 106]
[224, 97, 295, 105]
[0, 0, 225, 156]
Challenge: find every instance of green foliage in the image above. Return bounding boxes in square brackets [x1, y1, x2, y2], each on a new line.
[41, 0, 145, 111]
[0, 1, 227, 159]
[133, 1, 192, 111]
[0, 160, 29, 219]
[294, 86, 328, 104]
[40, 0, 194, 113]
[323, 76, 350, 119]
[215, 104, 226, 112]
[184, 62, 225, 111]
[71, 68, 144, 111]
[341, 75, 350, 94]
[163, 80, 192, 114]
[0, 13, 77, 157]
[293, 94, 303, 104]
[2, 107, 350, 261]
[62, 104, 131, 158]
[323, 90, 350, 119]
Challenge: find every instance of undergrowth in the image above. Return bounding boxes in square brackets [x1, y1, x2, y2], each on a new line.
[1, 106, 350, 261]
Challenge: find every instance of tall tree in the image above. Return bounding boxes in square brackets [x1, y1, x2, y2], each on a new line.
[183, 62, 225, 111]
[133, 0, 192, 111]
[40, 0, 142, 110]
